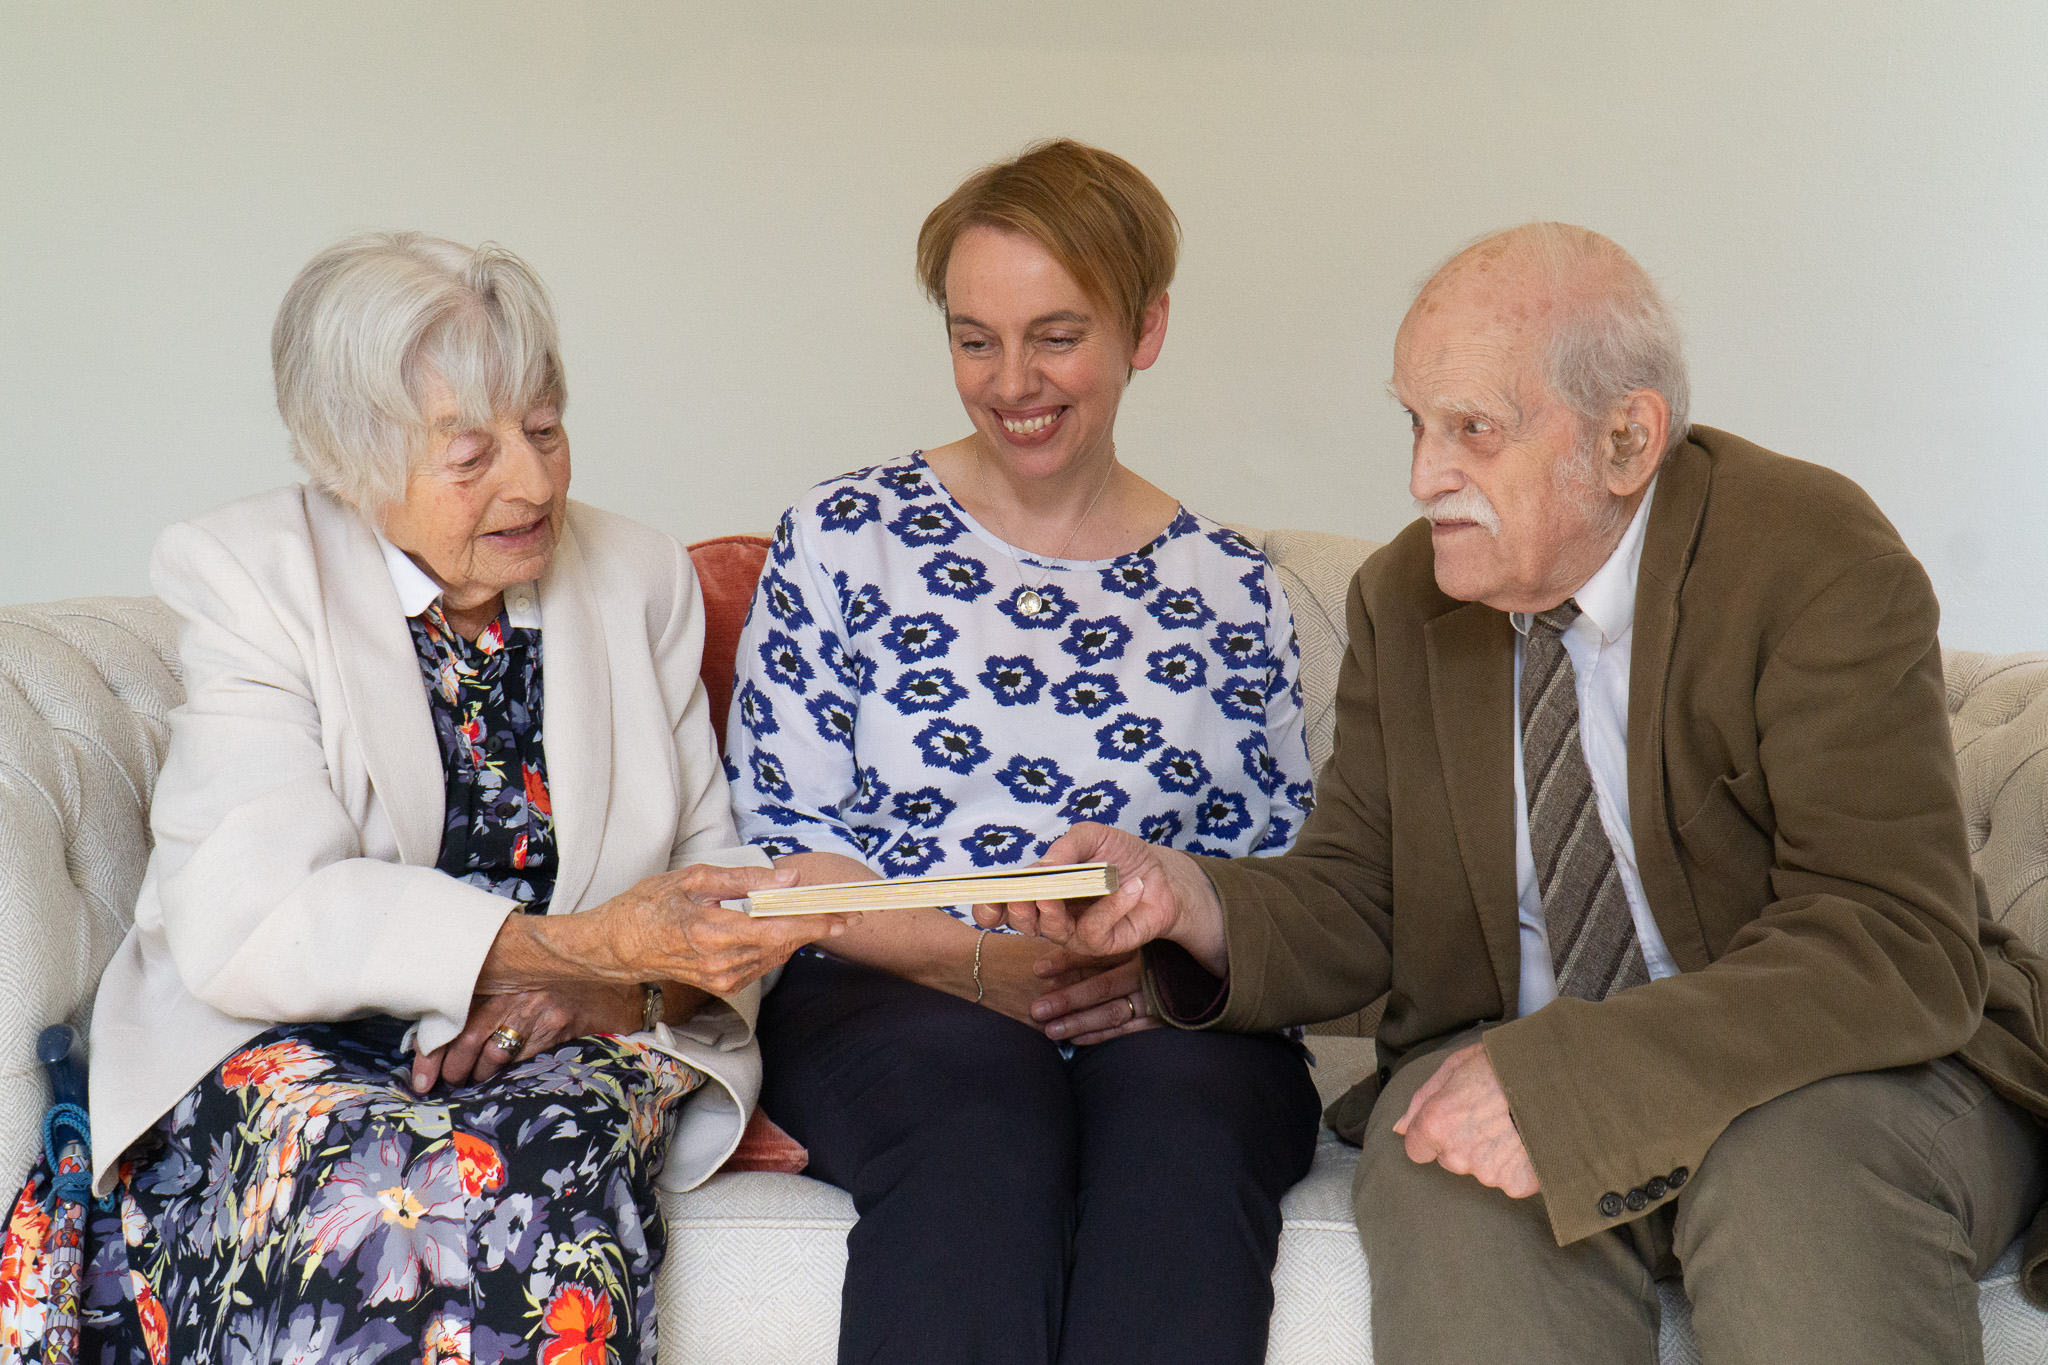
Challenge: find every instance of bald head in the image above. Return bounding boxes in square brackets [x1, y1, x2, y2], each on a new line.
[1392, 224, 1686, 613]
[1405, 223, 1689, 453]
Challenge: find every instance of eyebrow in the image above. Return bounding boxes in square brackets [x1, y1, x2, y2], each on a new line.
[948, 310, 1091, 329]
[1386, 381, 1524, 429]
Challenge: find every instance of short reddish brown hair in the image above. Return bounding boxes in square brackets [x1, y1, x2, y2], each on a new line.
[917, 139, 1181, 346]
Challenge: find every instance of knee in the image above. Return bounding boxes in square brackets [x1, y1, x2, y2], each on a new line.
[1113, 1033, 1316, 1135]
[1106, 1039, 1317, 1187]
[1699, 1072, 1903, 1195]
[1680, 1069, 1941, 1247]
[867, 1047, 1075, 1189]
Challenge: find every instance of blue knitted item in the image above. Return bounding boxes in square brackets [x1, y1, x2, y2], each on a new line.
[43, 1102, 93, 1204]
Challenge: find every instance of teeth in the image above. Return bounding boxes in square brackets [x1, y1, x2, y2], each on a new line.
[1001, 413, 1058, 434]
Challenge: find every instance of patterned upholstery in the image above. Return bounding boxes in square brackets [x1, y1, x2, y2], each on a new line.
[0, 599, 180, 1202]
[4, 528, 2046, 1363]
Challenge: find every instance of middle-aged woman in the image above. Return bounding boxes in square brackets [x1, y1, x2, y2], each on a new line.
[726, 140, 1325, 1365]
[0, 232, 844, 1365]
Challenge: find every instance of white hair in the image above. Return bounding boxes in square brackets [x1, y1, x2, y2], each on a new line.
[271, 231, 566, 511]
[1433, 222, 1690, 458]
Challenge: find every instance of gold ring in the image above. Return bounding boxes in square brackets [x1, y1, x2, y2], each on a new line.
[488, 1024, 524, 1054]
[1125, 997, 1139, 1025]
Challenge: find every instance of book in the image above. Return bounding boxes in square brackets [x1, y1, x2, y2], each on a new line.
[741, 863, 1120, 918]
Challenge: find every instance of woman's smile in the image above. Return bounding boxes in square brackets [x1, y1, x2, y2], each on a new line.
[993, 405, 1067, 446]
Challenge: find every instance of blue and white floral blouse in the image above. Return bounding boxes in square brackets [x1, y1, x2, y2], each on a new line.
[726, 452, 1314, 914]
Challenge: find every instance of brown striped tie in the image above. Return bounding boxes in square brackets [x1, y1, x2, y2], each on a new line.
[1521, 601, 1650, 1001]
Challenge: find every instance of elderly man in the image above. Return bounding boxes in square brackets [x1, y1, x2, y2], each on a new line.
[994, 223, 2048, 1361]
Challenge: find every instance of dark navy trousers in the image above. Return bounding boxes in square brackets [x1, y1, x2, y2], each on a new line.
[758, 950, 1322, 1365]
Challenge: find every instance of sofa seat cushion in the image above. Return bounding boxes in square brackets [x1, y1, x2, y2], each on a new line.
[654, 1037, 2048, 1364]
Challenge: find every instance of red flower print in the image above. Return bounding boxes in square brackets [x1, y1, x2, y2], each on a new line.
[539, 1284, 614, 1365]
[512, 834, 529, 869]
[218, 1039, 329, 1093]
[524, 763, 552, 818]
[450, 1132, 505, 1197]
[130, 1270, 169, 1365]
[0, 1178, 54, 1333]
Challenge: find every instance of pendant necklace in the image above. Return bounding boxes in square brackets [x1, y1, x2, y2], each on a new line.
[977, 445, 1118, 616]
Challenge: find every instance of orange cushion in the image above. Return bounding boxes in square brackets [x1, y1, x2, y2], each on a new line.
[721, 1106, 811, 1174]
[687, 535, 772, 756]
[686, 535, 807, 1176]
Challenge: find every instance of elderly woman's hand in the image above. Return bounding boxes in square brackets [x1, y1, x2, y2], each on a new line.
[588, 864, 854, 996]
[411, 982, 641, 1093]
[477, 862, 854, 1001]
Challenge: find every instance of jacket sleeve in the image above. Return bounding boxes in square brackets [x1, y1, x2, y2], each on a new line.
[1484, 550, 1985, 1246]
[1148, 568, 1396, 1029]
[146, 520, 513, 1053]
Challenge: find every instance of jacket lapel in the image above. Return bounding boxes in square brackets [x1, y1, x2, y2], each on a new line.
[537, 519, 613, 915]
[1425, 603, 1522, 1015]
[306, 489, 445, 869]
[1628, 436, 1714, 971]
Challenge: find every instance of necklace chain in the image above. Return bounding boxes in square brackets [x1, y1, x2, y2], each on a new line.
[974, 444, 1118, 616]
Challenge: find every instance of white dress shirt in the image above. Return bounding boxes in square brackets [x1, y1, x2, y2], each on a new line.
[1509, 478, 1677, 1017]
[376, 532, 543, 627]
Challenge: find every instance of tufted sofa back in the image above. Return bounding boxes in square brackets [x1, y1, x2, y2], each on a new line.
[3, 536, 2045, 1196]
[1947, 650, 2048, 954]
[0, 599, 182, 1185]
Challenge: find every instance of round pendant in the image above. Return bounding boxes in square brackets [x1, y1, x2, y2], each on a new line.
[1016, 588, 1044, 617]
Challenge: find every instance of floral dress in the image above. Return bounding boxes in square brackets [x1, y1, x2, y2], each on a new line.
[1, 604, 702, 1365]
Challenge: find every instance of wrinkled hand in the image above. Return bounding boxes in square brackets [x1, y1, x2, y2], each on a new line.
[587, 863, 854, 997]
[972, 822, 1226, 973]
[1029, 949, 1160, 1045]
[1391, 1042, 1540, 1198]
[412, 982, 636, 1094]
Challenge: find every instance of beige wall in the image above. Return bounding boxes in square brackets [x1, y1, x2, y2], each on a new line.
[4, 1, 2043, 650]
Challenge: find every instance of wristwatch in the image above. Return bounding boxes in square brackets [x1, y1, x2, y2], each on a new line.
[640, 982, 664, 1032]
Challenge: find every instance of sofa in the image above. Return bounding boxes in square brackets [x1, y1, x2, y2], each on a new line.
[4, 523, 2046, 1363]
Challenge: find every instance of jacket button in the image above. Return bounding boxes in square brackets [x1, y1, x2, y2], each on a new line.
[1667, 1166, 1689, 1190]
[1377, 1066, 1391, 1087]
[1598, 1192, 1625, 1219]
[1645, 1176, 1668, 1201]
[1623, 1188, 1648, 1213]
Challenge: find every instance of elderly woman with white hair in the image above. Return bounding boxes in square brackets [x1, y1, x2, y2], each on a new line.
[0, 232, 846, 1365]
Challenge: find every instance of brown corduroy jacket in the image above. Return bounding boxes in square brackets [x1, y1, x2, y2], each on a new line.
[1152, 426, 2048, 1295]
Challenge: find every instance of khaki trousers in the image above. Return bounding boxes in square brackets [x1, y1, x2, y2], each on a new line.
[1354, 1030, 2048, 1365]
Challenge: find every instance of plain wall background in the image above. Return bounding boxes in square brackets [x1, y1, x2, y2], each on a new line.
[4, 1, 2043, 649]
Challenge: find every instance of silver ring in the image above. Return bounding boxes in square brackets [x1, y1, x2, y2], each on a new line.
[488, 1025, 524, 1054]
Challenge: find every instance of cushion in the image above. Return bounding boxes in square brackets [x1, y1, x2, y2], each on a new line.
[720, 1107, 811, 1175]
[686, 535, 773, 754]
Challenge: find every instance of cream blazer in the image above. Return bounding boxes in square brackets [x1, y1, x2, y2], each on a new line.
[89, 485, 769, 1196]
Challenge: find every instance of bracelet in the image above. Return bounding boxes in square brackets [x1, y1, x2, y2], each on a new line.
[972, 928, 990, 1004]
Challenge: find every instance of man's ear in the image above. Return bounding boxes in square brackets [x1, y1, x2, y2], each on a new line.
[1602, 388, 1671, 497]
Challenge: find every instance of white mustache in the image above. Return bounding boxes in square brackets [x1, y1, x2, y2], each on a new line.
[1417, 486, 1501, 536]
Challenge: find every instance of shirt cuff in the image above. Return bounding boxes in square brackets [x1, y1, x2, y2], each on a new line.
[1144, 940, 1230, 1025]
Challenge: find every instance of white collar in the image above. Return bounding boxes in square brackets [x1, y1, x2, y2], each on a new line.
[1512, 475, 1657, 644]
[375, 532, 543, 629]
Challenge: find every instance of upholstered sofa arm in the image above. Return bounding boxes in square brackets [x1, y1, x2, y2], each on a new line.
[0, 597, 181, 1192]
